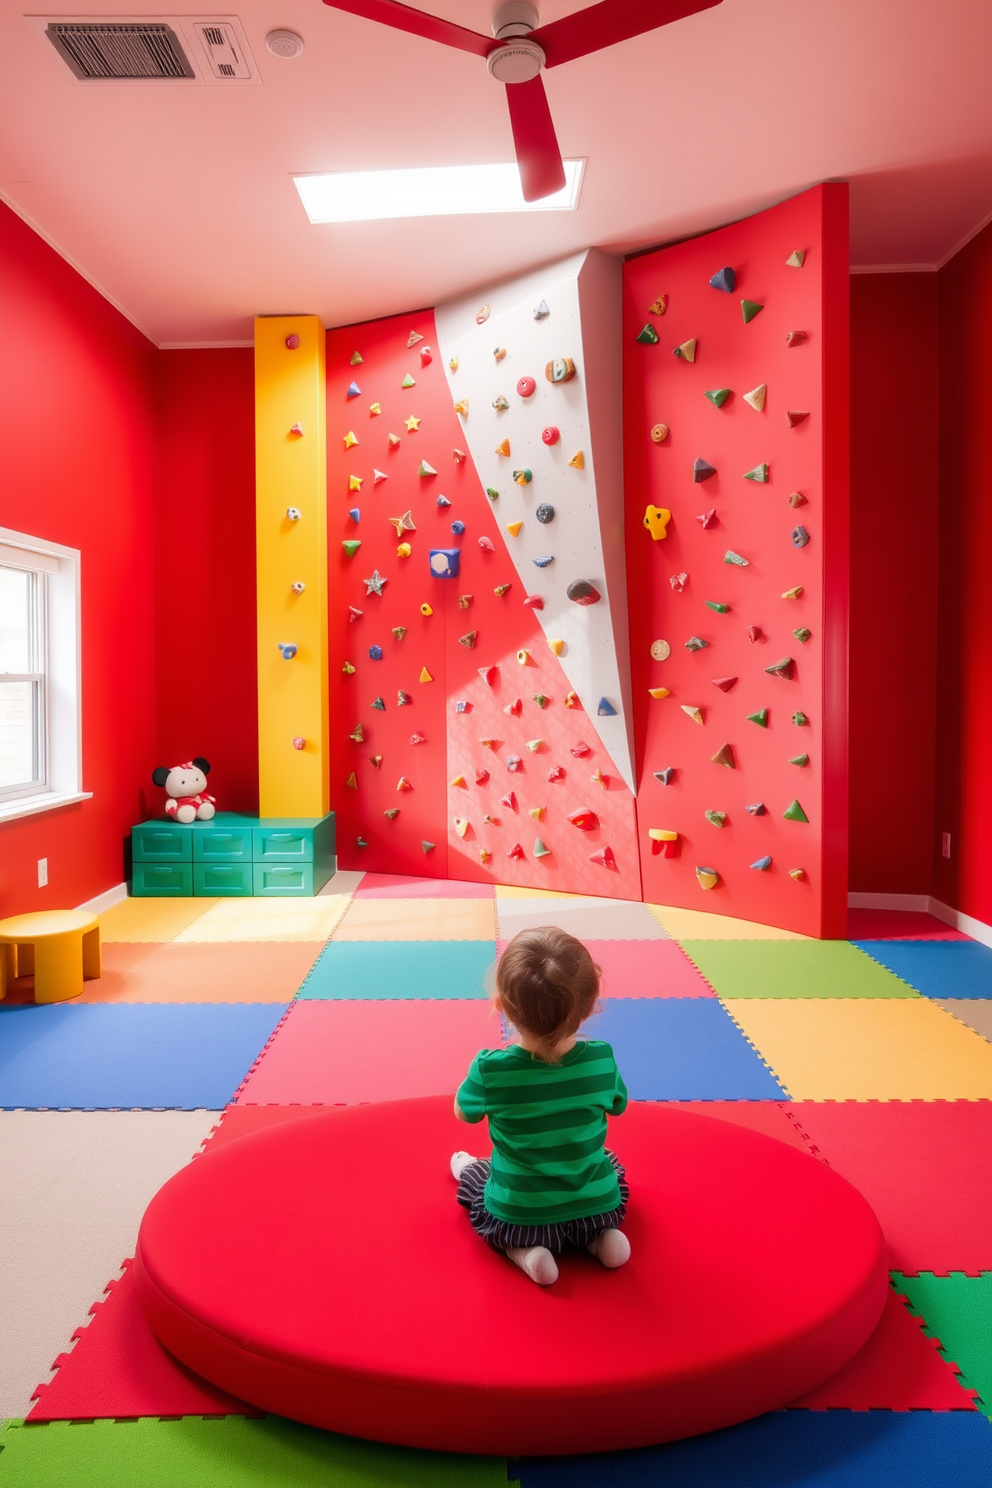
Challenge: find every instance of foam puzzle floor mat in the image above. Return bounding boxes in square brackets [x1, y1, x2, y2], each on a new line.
[893, 1271, 992, 1416]
[298, 940, 495, 999]
[76, 942, 323, 1004]
[934, 998, 992, 1043]
[724, 997, 992, 1101]
[854, 939, 992, 999]
[0, 1003, 289, 1110]
[580, 940, 716, 999]
[0, 1417, 510, 1488]
[234, 998, 503, 1105]
[332, 896, 498, 941]
[593, 999, 787, 1101]
[97, 897, 219, 944]
[648, 903, 812, 940]
[172, 896, 351, 944]
[679, 939, 920, 999]
[846, 908, 967, 941]
[495, 899, 669, 940]
[354, 874, 496, 899]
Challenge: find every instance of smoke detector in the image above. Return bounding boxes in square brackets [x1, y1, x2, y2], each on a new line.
[265, 28, 304, 59]
[27, 15, 259, 83]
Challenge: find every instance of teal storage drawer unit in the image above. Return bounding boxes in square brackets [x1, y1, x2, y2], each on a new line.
[131, 823, 192, 863]
[130, 812, 335, 897]
[132, 862, 193, 897]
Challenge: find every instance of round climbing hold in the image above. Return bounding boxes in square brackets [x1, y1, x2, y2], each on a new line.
[541, 426, 560, 446]
[292, 737, 305, 750]
[567, 580, 601, 606]
[451, 521, 466, 536]
[516, 376, 536, 398]
[420, 603, 433, 617]
[285, 333, 300, 350]
[650, 639, 671, 661]
[650, 423, 669, 443]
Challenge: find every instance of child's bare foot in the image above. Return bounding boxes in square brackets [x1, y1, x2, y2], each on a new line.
[587, 1228, 631, 1268]
[450, 1151, 477, 1180]
[506, 1245, 559, 1285]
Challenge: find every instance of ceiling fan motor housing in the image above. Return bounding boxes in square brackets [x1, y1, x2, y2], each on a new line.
[487, 38, 545, 82]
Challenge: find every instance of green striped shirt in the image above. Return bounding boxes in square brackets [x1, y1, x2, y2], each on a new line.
[456, 1040, 629, 1225]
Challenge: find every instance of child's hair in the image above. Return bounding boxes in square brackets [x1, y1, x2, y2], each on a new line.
[494, 927, 601, 1064]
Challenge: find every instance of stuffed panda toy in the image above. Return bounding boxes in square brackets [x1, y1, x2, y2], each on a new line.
[152, 759, 216, 823]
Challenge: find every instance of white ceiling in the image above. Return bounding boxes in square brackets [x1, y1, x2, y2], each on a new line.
[2, 1, 991, 346]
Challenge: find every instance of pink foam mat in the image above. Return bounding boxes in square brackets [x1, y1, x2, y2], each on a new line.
[789, 1286, 977, 1411]
[234, 998, 503, 1105]
[496, 940, 717, 999]
[28, 1259, 256, 1421]
[786, 1100, 992, 1275]
[846, 909, 968, 941]
[353, 874, 495, 899]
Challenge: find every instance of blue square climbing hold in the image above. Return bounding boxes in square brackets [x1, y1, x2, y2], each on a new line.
[429, 548, 460, 579]
[593, 999, 786, 1100]
[853, 939, 992, 999]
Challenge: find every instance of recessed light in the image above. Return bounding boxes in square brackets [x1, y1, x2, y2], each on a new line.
[293, 160, 584, 224]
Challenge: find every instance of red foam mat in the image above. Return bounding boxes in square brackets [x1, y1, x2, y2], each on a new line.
[786, 1100, 992, 1275]
[846, 909, 968, 941]
[28, 1260, 256, 1422]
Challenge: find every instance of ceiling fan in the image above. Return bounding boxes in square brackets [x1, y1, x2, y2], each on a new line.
[320, 1, 723, 202]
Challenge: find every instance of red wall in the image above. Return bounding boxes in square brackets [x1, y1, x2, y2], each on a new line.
[931, 220, 992, 922]
[848, 272, 939, 896]
[0, 203, 159, 915]
[155, 349, 258, 815]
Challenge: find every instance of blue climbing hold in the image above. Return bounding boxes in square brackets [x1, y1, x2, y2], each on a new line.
[349, 508, 360, 523]
[436, 495, 452, 507]
[429, 549, 460, 579]
[532, 555, 554, 568]
[744, 802, 767, 816]
[597, 698, 618, 717]
[369, 645, 383, 661]
[347, 381, 361, 398]
[750, 855, 772, 870]
[709, 267, 736, 293]
[451, 521, 465, 536]
[277, 643, 297, 660]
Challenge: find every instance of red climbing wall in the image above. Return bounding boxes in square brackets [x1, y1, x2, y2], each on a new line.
[623, 184, 849, 937]
[326, 312, 640, 896]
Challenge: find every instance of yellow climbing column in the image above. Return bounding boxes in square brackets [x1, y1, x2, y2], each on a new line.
[255, 315, 329, 818]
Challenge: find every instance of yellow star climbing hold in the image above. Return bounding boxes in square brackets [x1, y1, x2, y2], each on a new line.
[405, 415, 420, 432]
[349, 475, 363, 491]
[343, 431, 358, 449]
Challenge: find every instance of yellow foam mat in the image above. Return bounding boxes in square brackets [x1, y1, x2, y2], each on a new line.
[495, 885, 592, 900]
[334, 897, 497, 941]
[98, 897, 219, 943]
[726, 997, 992, 1100]
[648, 905, 811, 940]
[174, 895, 351, 943]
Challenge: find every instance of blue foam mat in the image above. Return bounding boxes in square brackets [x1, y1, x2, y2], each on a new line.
[593, 998, 786, 1100]
[854, 939, 992, 999]
[298, 940, 495, 1000]
[0, 1002, 288, 1109]
[518, 1410, 992, 1488]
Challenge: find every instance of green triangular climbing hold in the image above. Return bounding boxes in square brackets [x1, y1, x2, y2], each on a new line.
[685, 636, 709, 651]
[636, 323, 660, 345]
[724, 550, 749, 566]
[705, 601, 729, 613]
[704, 810, 726, 827]
[418, 461, 437, 477]
[747, 709, 769, 728]
[741, 299, 764, 324]
[793, 627, 812, 644]
[789, 754, 809, 767]
[371, 696, 385, 711]
[534, 838, 551, 858]
[743, 463, 770, 483]
[401, 373, 416, 388]
[792, 711, 809, 726]
[783, 799, 809, 823]
[342, 540, 361, 557]
[704, 388, 731, 408]
[765, 657, 794, 679]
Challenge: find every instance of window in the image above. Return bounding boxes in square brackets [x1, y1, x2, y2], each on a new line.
[0, 531, 87, 822]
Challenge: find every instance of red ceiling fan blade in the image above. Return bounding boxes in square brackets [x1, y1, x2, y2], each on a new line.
[321, 0, 491, 59]
[532, 0, 723, 69]
[504, 75, 567, 203]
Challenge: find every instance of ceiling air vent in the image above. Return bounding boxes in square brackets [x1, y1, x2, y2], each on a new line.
[45, 21, 195, 79]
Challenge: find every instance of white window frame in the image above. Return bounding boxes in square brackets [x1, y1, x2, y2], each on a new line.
[0, 529, 89, 822]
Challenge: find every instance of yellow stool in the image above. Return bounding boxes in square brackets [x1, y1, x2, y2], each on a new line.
[0, 910, 102, 1004]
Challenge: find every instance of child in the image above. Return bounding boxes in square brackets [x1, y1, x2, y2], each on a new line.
[451, 926, 630, 1286]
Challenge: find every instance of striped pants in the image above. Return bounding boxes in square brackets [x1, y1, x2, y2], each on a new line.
[456, 1150, 629, 1255]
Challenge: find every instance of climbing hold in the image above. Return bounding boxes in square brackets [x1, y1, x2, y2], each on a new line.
[788, 867, 805, 880]
[711, 743, 735, 768]
[349, 476, 363, 492]
[507, 843, 525, 860]
[542, 426, 560, 445]
[545, 357, 577, 383]
[685, 637, 709, 652]
[410, 732, 427, 746]
[533, 694, 551, 709]
[277, 642, 298, 660]
[649, 295, 668, 315]
[342, 661, 356, 676]
[529, 806, 545, 820]
[546, 766, 565, 783]
[741, 300, 764, 324]
[636, 323, 660, 345]
[287, 506, 302, 521]
[429, 549, 460, 578]
[478, 537, 496, 554]
[453, 449, 466, 463]
[648, 687, 670, 700]
[792, 711, 809, 727]
[453, 399, 469, 418]
[704, 811, 726, 827]
[370, 755, 383, 769]
[343, 432, 359, 451]
[785, 331, 807, 347]
[373, 469, 388, 484]
[534, 300, 550, 319]
[747, 626, 763, 643]
[392, 627, 407, 642]
[348, 724, 364, 744]
[696, 867, 719, 891]
[525, 739, 543, 752]
[419, 666, 434, 684]
[650, 639, 671, 661]
[396, 542, 410, 558]
[787, 410, 810, 428]
[346, 773, 358, 791]
[397, 777, 413, 792]
[743, 384, 767, 412]
[419, 603, 433, 619]
[502, 792, 518, 811]
[782, 586, 804, 600]
[418, 461, 437, 478]
[643, 505, 672, 540]
[743, 464, 769, 483]
[493, 582, 511, 596]
[789, 492, 807, 509]
[476, 305, 490, 324]
[516, 649, 532, 666]
[289, 423, 304, 437]
[450, 775, 467, 789]
[764, 657, 795, 679]
[383, 809, 399, 822]
[792, 525, 811, 548]
[751, 856, 772, 871]
[419, 346, 432, 365]
[291, 582, 306, 596]
[513, 470, 533, 490]
[479, 848, 492, 864]
[705, 388, 731, 408]
[492, 395, 510, 412]
[476, 769, 490, 786]
[458, 595, 472, 609]
[786, 249, 806, 268]
[698, 511, 718, 529]
[783, 799, 809, 822]
[346, 379, 362, 400]
[406, 330, 423, 348]
[422, 841, 436, 855]
[793, 628, 812, 644]
[369, 403, 381, 417]
[709, 266, 736, 293]
[342, 540, 361, 557]
[568, 579, 602, 605]
[693, 458, 717, 483]
[348, 508, 361, 524]
[453, 818, 470, 839]
[745, 802, 767, 816]
[589, 846, 618, 871]
[495, 439, 510, 457]
[548, 638, 565, 656]
[533, 556, 554, 569]
[371, 696, 385, 712]
[655, 768, 676, 786]
[681, 705, 704, 725]
[401, 374, 416, 390]
[367, 645, 381, 663]
[674, 340, 697, 362]
[459, 632, 477, 649]
[711, 677, 737, 692]
[349, 350, 362, 365]
[570, 742, 591, 758]
[568, 451, 585, 469]
[568, 809, 599, 831]
[483, 815, 498, 826]
[506, 521, 523, 538]
[671, 572, 689, 592]
[350, 607, 364, 624]
[517, 376, 536, 398]
[597, 698, 618, 716]
[505, 698, 522, 716]
[533, 839, 552, 859]
[724, 550, 749, 566]
[564, 692, 579, 709]
[284, 333, 301, 351]
[535, 503, 555, 525]
[479, 665, 499, 687]
[494, 348, 507, 363]
[705, 600, 729, 613]
[591, 769, 609, 789]
[649, 829, 679, 858]
[747, 709, 769, 728]
[389, 511, 416, 536]
[789, 754, 810, 767]
[454, 700, 468, 713]
[388, 434, 401, 448]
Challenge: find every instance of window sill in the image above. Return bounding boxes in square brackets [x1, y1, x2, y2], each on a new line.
[0, 790, 92, 824]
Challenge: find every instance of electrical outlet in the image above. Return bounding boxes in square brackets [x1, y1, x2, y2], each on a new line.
[942, 833, 952, 860]
[37, 857, 48, 887]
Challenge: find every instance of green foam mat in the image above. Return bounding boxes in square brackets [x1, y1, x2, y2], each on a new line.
[0, 1417, 510, 1488]
[893, 1272, 992, 1418]
[678, 939, 920, 999]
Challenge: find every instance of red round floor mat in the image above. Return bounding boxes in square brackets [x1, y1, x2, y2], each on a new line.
[134, 1098, 888, 1456]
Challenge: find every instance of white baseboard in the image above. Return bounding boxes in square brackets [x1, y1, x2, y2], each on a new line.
[847, 889, 992, 949]
[77, 881, 128, 913]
